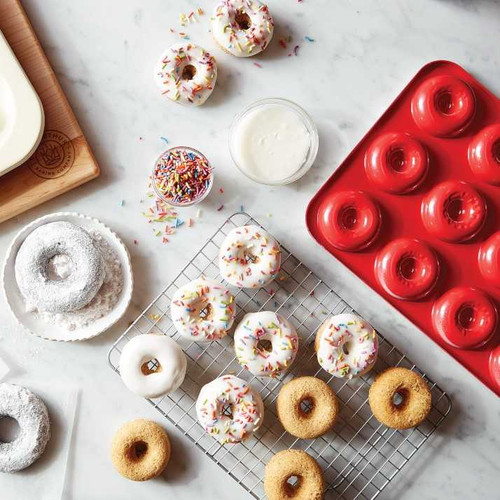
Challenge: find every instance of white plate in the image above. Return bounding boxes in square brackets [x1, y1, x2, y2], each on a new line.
[3, 212, 133, 341]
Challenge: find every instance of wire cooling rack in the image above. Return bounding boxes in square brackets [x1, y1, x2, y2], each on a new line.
[108, 212, 452, 500]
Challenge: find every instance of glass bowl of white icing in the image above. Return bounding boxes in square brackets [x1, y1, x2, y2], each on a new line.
[229, 98, 319, 185]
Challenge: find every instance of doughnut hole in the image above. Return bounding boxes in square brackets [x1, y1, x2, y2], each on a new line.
[493, 139, 500, 164]
[387, 147, 407, 172]
[338, 205, 358, 230]
[46, 254, 73, 281]
[398, 256, 417, 280]
[141, 358, 162, 375]
[128, 440, 148, 461]
[238, 246, 260, 265]
[299, 396, 314, 415]
[222, 402, 234, 419]
[257, 339, 273, 354]
[190, 299, 214, 322]
[435, 89, 455, 115]
[0, 416, 20, 443]
[181, 64, 196, 81]
[285, 475, 302, 495]
[392, 389, 409, 409]
[235, 10, 251, 30]
[444, 196, 465, 222]
[456, 304, 476, 331]
[342, 340, 354, 356]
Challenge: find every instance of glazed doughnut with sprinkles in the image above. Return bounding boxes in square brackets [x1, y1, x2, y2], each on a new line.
[218, 225, 281, 288]
[154, 43, 217, 106]
[195, 375, 264, 444]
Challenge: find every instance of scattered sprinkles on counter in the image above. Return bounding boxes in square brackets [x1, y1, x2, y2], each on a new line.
[305, 36, 315, 42]
[153, 147, 213, 206]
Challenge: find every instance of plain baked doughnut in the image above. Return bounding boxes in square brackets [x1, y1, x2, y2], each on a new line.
[264, 449, 324, 500]
[368, 367, 431, 429]
[111, 419, 171, 481]
[276, 376, 338, 439]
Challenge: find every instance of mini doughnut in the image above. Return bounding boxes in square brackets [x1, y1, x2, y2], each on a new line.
[264, 449, 324, 500]
[15, 221, 104, 313]
[219, 225, 281, 288]
[364, 132, 429, 194]
[0, 383, 51, 473]
[111, 419, 170, 481]
[276, 376, 338, 439]
[211, 0, 274, 58]
[234, 311, 299, 377]
[369, 367, 431, 429]
[478, 231, 500, 285]
[411, 75, 476, 137]
[468, 124, 500, 185]
[432, 286, 497, 349]
[196, 375, 264, 444]
[171, 277, 236, 341]
[489, 346, 500, 390]
[318, 190, 381, 251]
[119, 334, 187, 399]
[154, 43, 217, 106]
[375, 238, 439, 300]
[315, 313, 378, 378]
[421, 180, 486, 242]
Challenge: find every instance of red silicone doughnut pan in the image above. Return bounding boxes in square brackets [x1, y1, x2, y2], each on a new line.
[306, 60, 500, 396]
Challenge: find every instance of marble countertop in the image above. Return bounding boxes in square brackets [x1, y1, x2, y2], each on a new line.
[1, 0, 499, 498]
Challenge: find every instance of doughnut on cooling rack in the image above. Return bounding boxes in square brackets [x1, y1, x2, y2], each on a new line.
[108, 212, 451, 500]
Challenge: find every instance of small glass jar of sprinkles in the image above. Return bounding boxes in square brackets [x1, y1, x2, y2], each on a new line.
[152, 146, 214, 206]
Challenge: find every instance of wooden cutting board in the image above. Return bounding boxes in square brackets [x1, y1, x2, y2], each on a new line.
[0, 0, 99, 223]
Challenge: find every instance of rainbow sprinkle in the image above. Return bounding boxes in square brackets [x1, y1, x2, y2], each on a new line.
[153, 147, 213, 206]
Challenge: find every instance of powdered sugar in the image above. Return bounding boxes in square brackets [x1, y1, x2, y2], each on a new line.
[36, 231, 124, 331]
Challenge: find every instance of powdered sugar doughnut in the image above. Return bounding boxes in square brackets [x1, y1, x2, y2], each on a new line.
[120, 334, 187, 399]
[171, 277, 236, 341]
[315, 314, 378, 378]
[211, 0, 274, 57]
[196, 375, 264, 444]
[15, 221, 104, 313]
[234, 311, 298, 377]
[219, 225, 281, 288]
[154, 43, 217, 106]
[0, 384, 51, 472]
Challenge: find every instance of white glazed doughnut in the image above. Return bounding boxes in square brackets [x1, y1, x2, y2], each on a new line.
[315, 314, 378, 378]
[234, 311, 298, 377]
[211, 0, 274, 57]
[15, 221, 104, 313]
[171, 277, 236, 341]
[154, 43, 217, 106]
[196, 375, 264, 444]
[120, 334, 187, 399]
[219, 225, 281, 288]
[0, 383, 51, 473]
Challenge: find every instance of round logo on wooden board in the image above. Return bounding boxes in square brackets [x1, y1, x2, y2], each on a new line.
[28, 130, 75, 179]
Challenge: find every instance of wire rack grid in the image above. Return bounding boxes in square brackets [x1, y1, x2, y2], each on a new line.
[108, 212, 452, 500]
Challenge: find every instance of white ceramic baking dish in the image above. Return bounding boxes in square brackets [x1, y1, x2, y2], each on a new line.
[0, 29, 44, 176]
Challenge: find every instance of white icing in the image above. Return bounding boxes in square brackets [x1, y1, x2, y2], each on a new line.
[171, 277, 236, 341]
[316, 313, 378, 378]
[219, 225, 281, 288]
[196, 375, 264, 444]
[0, 383, 51, 473]
[120, 334, 187, 399]
[232, 104, 311, 183]
[36, 231, 123, 331]
[154, 43, 217, 106]
[211, 0, 274, 57]
[15, 221, 105, 313]
[234, 311, 298, 377]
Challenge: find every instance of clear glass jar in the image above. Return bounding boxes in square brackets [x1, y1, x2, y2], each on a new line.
[152, 146, 214, 207]
[229, 98, 319, 186]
